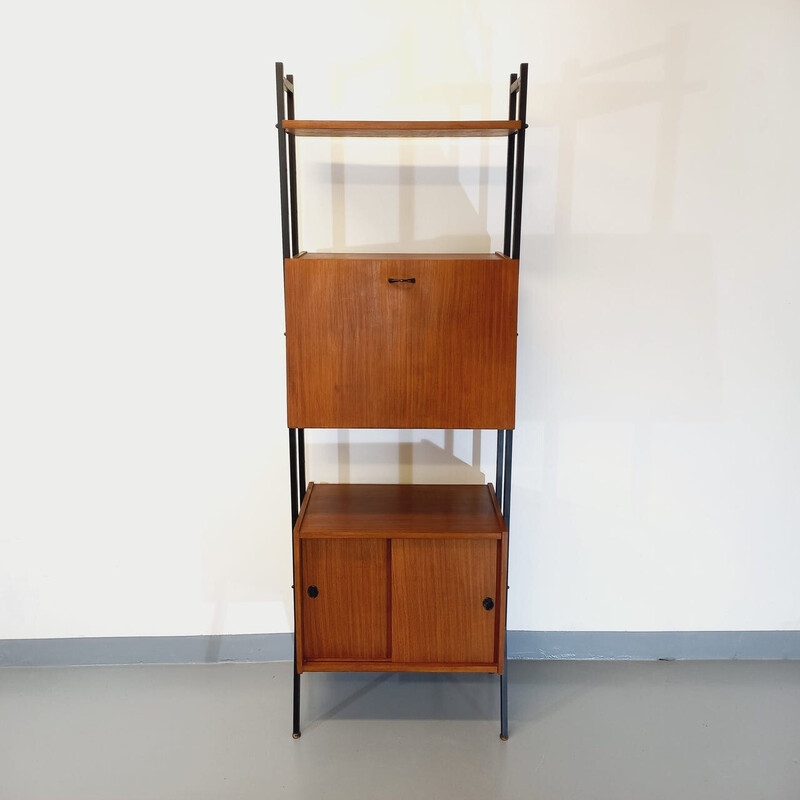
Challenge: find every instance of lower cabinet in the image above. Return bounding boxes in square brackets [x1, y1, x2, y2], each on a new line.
[294, 483, 508, 674]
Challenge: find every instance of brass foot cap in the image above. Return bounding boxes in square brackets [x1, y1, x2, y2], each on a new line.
[499, 734, 509, 741]
[292, 732, 301, 739]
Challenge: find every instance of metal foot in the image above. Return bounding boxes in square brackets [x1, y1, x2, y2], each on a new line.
[500, 734, 509, 741]
[292, 732, 301, 739]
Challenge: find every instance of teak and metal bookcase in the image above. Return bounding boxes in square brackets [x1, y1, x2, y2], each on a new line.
[275, 62, 528, 739]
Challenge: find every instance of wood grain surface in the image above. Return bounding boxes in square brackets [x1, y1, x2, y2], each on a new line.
[301, 538, 390, 661]
[392, 539, 499, 665]
[292, 252, 512, 260]
[282, 120, 521, 137]
[297, 484, 506, 538]
[301, 661, 499, 673]
[284, 256, 518, 429]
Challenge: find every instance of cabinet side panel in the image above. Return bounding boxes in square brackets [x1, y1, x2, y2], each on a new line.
[292, 483, 314, 673]
[301, 538, 390, 661]
[392, 539, 498, 665]
[496, 530, 509, 672]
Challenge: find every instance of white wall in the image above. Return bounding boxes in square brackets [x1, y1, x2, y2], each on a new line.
[1, 0, 798, 639]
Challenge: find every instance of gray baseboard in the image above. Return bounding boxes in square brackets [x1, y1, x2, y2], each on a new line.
[2, 630, 799, 668]
[0, 633, 294, 668]
[507, 630, 800, 661]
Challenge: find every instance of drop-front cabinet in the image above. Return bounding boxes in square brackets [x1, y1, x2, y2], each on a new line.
[284, 253, 519, 430]
[293, 483, 508, 673]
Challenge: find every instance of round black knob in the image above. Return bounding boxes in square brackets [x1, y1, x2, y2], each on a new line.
[483, 597, 494, 611]
[307, 585, 319, 598]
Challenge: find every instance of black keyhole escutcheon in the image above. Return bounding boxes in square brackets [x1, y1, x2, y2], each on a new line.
[482, 597, 494, 611]
[307, 585, 319, 598]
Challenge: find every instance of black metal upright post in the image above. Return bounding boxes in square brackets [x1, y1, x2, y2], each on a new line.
[275, 63, 291, 262]
[511, 64, 528, 261]
[495, 430, 505, 504]
[289, 429, 299, 523]
[278, 62, 303, 739]
[499, 62, 527, 741]
[498, 429, 514, 740]
[502, 430, 514, 529]
[289, 429, 302, 738]
[286, 74, 299, 258]
[297, 428, 306, 503]
[503, 73, 518, 257]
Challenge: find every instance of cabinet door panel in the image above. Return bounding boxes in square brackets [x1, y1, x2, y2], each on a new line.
[302, 539, 390, 661]
[403, 260, 518, 430]
[285, 257, 518, 429]
[392, 539, 499, 665]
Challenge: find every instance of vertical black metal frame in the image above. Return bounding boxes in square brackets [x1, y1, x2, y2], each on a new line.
[504, 62, 528, 260]
[497, 428, 514, 740]
[276, 62, 527, 740]
[276, 63, 291, 262]
[277, 62, 305, 739]
[288, 427, 305, 738]
[498, 63, 528, 740]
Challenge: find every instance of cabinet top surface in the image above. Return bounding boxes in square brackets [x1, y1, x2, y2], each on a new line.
[297, 484, 506, 536]
[290, 252, 513, 262]
[282, 120, 521, 138]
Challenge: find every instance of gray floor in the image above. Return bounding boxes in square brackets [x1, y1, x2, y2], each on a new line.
[1, 661, 798, 800]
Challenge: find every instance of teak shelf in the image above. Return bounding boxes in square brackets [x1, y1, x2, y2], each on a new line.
[275, 62, 528, 740]
[282, 119, 522, 137]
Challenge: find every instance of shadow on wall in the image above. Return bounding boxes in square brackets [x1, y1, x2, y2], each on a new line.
[519, 24, 719, 530]
[324, 35, 498, 255]
[308, 435, 486, 486]
[299, 24, 718, 515]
